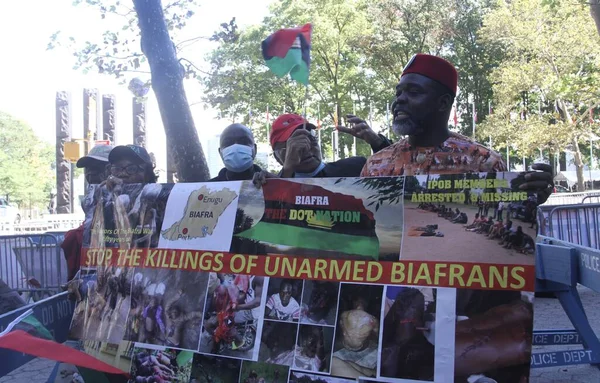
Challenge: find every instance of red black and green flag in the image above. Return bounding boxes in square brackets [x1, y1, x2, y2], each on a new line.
[261, 23, 312, 85]
[0, 309, 127, 379]
[234, 179, 380, 259]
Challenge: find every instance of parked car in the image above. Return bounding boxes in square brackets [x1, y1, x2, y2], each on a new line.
[553, 185, 570, 193]
[0, 197, 21, 224]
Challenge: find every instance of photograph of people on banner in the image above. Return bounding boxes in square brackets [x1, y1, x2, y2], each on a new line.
[129, 345, 194, 383]
[198, 273, 267, 360]
[402, 172, 537, 265]
[299, 281, 340, 326]
[124, 268, 209, 350]
[82, 183, 174, 249]
[69, 266, 133, 344]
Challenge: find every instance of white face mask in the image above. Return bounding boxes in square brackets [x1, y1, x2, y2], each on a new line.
[221, 144, 254, 172]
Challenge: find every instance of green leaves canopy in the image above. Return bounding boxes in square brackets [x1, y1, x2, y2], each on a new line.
[0, 112, 55, 208]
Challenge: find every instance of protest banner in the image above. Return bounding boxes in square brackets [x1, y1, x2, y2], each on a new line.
[67, 173, 536, 383]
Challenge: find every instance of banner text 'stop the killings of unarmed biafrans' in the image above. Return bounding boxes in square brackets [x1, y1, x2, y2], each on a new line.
[82, 248, 533, 291]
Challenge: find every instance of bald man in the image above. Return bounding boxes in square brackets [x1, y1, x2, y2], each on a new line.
[211, 124, 264, 181]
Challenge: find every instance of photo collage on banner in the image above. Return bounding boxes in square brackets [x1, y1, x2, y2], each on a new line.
[69, 174, 535, 382]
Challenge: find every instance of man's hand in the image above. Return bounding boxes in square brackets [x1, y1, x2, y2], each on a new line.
[100, 175, 124, 193]
[337, 114, 384, 149]
[282, 129, 313, 177]
[519, 163, 554, 205]
[252, 170, 279, 189]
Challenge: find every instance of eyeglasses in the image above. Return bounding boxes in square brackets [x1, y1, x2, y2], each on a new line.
[109, 164, 144, 176]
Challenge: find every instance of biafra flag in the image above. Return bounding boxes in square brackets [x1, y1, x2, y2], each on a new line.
[0, 308, 127, 379]
[235, 179, 380, 259]
[261, 23, 312, 85]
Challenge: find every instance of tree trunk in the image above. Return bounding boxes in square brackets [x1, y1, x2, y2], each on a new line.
[133, 0, 210, 182]
[590, 2, 600, 37]
[557, 99, 585, 191]
[571, 137, 586, 191]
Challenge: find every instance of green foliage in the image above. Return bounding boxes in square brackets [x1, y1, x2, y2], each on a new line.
[0, 112, 55, 208]
[48, 0, 212, 82]
[477, 0, 600, 185]
[203, 0, 502, 152]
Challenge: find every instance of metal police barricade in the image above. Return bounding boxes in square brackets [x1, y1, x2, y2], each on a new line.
[582, 193, 600, 204]
[532, 202, 600, 369]
[0, 292, 75, 377]
[0, 233, 66, 301]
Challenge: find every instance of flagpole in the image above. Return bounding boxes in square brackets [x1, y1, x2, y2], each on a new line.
[352, 101, 357, 156]
[472, 100, 476, 138]
[488, 100, 492, 149]
[266, 104, 270, 143]
[386, 102, 390, 139]
[303, 85, 309, 130]
[317, 104, 321, 148]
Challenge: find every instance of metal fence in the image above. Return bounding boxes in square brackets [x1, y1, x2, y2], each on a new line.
[582, 193, 600, 204]
[538, 203, 600, 250]
[0, 233, 67, 299]
[543, 190, 600, 206]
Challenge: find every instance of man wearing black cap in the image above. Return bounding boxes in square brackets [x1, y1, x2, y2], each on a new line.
[61, 144, 113, 283]
[76, 144, 114, 185]
[107, 144, 157, 185]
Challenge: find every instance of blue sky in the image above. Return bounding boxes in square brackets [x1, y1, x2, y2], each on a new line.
[0, 0, 270, 176]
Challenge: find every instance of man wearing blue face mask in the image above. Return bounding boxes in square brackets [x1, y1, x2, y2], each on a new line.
[211, 123, 264, 181]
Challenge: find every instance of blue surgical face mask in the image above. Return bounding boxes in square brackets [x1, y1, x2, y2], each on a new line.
[221, 144, 254, 172]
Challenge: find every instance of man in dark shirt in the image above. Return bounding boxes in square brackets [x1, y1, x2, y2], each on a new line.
[269, 113, 391, 178]
[61, 144, 113, 282]
[211, 123, 266, 182]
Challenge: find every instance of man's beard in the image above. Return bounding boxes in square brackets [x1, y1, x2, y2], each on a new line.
[392, 117, 425, 136]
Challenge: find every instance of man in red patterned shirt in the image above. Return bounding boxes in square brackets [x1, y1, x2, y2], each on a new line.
[352, 54, 551, 382]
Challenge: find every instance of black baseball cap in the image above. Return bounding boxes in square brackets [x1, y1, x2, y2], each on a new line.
[108, 144, 152, 165]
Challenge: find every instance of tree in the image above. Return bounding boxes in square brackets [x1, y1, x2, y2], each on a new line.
[49, 0, 234, 182]
[0, 112, 55, 209]
[203, 0, 384, 159]
[477, 0, 600, 190]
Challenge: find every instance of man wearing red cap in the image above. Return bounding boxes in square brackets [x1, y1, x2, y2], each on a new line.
[351, 54, 551, 382]
[270, 113, 391, 178]
[356, 53, 553, 200]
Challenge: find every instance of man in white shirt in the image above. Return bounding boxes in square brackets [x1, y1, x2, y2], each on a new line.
[266, 279, 300, 321]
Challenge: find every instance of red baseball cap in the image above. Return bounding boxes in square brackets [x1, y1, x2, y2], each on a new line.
[401, 54, 458, 95]
[270, 113, 317, 147]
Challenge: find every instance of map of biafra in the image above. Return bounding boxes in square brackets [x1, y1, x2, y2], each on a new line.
[161, 186, 238, 240]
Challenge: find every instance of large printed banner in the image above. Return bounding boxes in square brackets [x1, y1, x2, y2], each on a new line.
[71, 174, 537, 383]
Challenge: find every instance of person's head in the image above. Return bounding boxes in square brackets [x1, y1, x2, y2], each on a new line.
[392, 54, 457, 137]
[108, 145, 157, 184]
[248, 371, 258, 383]
[475, 213, 479, 218]
[517, 226, 523, 233]
[353, 296, 368, 311]
[218, 124, 256, 173]
[76, 144, 114, 184]
[167, 304, 181, 320]
[270, 114, 321, 173]
[279, 280, 294, 307]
